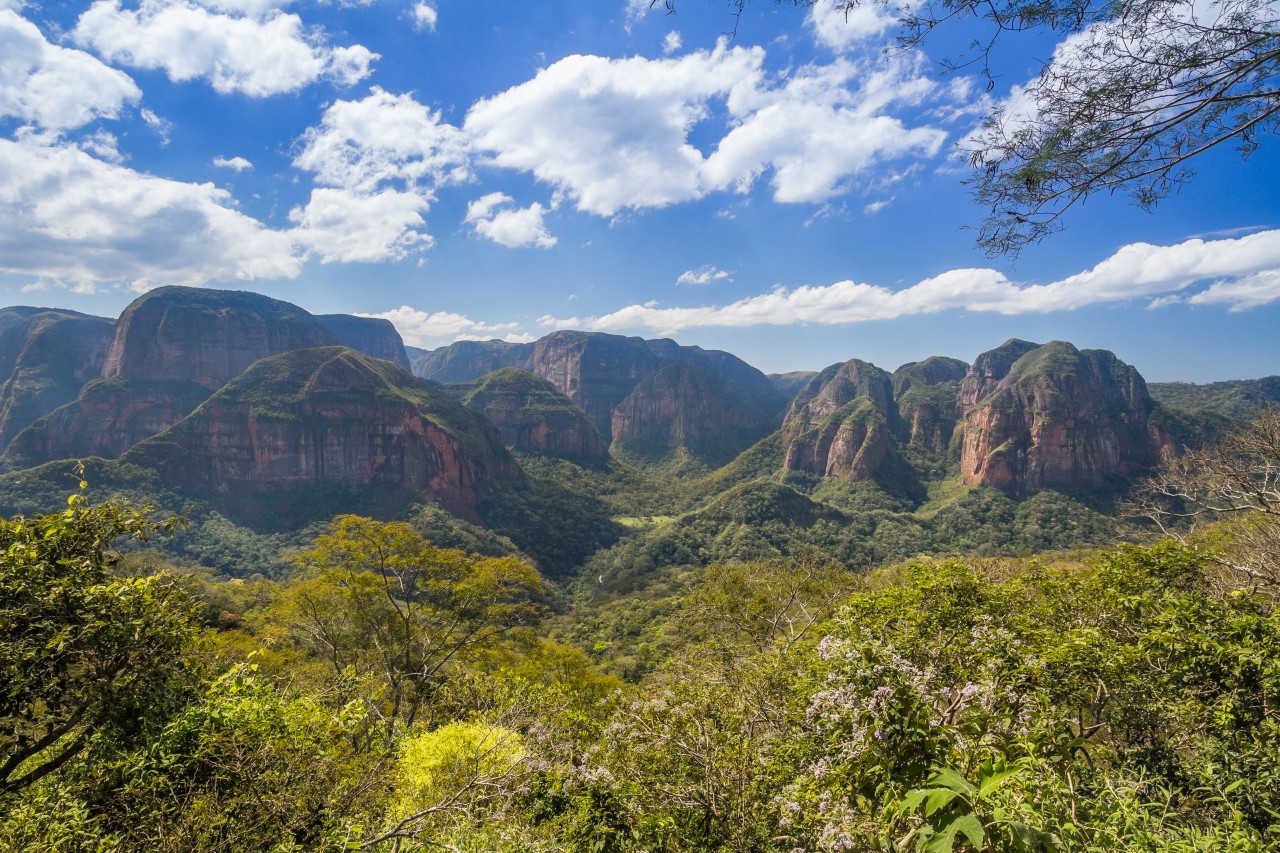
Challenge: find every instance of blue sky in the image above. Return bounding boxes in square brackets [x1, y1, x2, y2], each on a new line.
[0, 0, 1277, 381]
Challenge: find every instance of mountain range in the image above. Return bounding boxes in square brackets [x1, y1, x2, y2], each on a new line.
[0, 285, 1274, 581]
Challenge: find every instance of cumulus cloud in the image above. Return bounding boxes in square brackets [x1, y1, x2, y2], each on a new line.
[293, 87, 470, 192]
[806, 0, 895, 52]
[537, 230, 1280, 334]
[213, 154, 252, 171]
[411, 1, 437, 31]
[705, 57, 945, 203]
[290, 88, 471, 262]
[0, 136, 301, 290]
[464, 192, 557, 248]
[288, 187, 430, 263]
[72, 0, 377, 96]
[358, 306, 531, 347]
[467, 42, 765, 216]
[662, 30, 681, 54]
[0, 8, 139, 132]
[466, 41, 950, 215]
[676, 265, 731, 286]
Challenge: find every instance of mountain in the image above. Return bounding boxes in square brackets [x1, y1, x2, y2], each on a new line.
[891, 356, 968, 452]
[1149, 376, 1280, 421]
[768, 371, 818, 401]
[317, 314, 412, 370]
[102, 286, 340, 388]
[5, 287, 343, 465]
[459, 368, 608, 459]
[0, 308, 115, 451]
[411, 339, 533, 382]
[124, 347, 519, 520]
[958, 340, 1162, 496]
[416, 331, 785, 464]
[780, 359, 895, 480]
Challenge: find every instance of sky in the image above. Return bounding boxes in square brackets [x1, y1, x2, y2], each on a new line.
[0, 0, 1277, 382]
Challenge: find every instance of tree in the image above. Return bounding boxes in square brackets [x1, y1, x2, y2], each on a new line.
[1129, 407, 1280, 586]
[668, 0, 1279, 255]
[0, 494, 193, 796]
[271, 516, 547, 739]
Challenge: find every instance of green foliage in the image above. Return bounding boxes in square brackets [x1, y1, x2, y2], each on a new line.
[0, 493, 195, 796]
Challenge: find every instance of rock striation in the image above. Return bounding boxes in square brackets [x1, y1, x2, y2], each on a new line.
[460, 368, 608, 459]
[781, 359, 895, 480]
[317, 314, 412, 370]
[124, 347, 518, 519]
[0, 308, 115, 451]
[958, 340, 1163, 496]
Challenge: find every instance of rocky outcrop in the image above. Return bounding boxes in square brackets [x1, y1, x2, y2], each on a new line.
[892, 356, 968, 452]
[781, 360, 894, 480]
[958, 340, 1163, 496]
[7, 287, 346, 465]
[958, 338, 1039, 408]
[461, 368, 608, 459]
[414, 331, 785, 463]
[611, 363, 779, 466]
[412, 339, 533, 383]
[124, 347, 519, 519]
[5, 378, 211, 465]
[317, 314, 411, 370]
[0, 308, 115, 451]
[102, 286, 340, 389]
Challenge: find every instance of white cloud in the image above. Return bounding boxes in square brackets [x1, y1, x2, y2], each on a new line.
[537, 230, 1280, 334]
[863, 198, 890, 214]
[358, 306, 529, 347]
[72, 0, 377, 97]
[290, 88, 471, 262]
[1189, 270, 1280, 311]
[466, 41, 951, 215]
[411, 1, 437, 31]
[0, 8, 139, 132]
[288, 187, 430, 263]
[466, 42, 765, 216]
[806, 0, 894, 52]
[464, 192, 557, 249]
[624, 0, 652, 29]
[676, 264, 730, 286]
[140, 107, 172, 143]
[213, 154, 252, 171]
[0, 136, 301, 290]
[705, 57, 945, 203]
[662, 30, 681, 54]
[294, 87, 470, 192]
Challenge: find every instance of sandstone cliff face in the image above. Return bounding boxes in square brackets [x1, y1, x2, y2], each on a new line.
[5, 378, 211, 465]
[892, 356, 968, 452]
[417, 331, 784, 463]
[317, 314, 411, 370]
[462, 368, 608, 459]
[611, 363, 777, 466]
[0, 308, 115, 451]
[124, 347, 518, 519]
[781, 360, 894, 480]
[9, 287, 346, 465]
[102, 286, 341, 389]
[411, 339, 534, 383]
[958, 341, 1162, 496]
